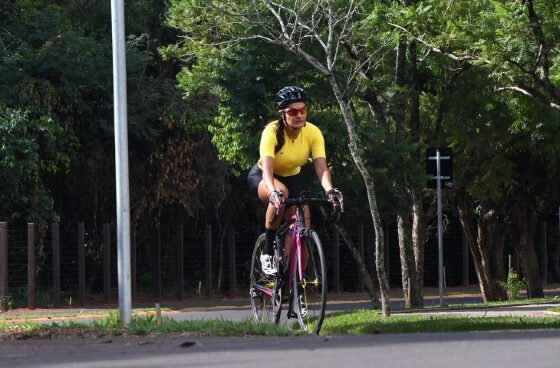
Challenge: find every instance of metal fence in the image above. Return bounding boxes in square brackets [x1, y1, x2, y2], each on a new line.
[0, 219, 558, 311]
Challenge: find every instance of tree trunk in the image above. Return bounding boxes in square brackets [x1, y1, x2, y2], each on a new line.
[397, 215, 421, 308]
[409, 40, 420, 144]
[216, 224, 226, 291]
[394, 35, 423, 308]
[515, 203, 544, 298]
[457, 189, 505, 301]
[394, 36, 411, 306]
[551, 234, 560, 282]
[488, 222, 506, 286]
[409, 39, 424, 307]
[394, 36, 407, 137]
[328, 73, 391, 316]
[411, 188, 424, 307]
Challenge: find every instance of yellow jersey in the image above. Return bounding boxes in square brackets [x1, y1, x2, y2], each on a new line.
[258, 121, 326, 177]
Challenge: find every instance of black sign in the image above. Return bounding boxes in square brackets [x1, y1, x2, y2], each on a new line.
[426, 147, 453, 189]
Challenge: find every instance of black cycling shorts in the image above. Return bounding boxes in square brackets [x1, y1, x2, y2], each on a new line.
[246, 163, 305, 199]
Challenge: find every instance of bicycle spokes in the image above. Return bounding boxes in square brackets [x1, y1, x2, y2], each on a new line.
[293, 230, 327, 334]
[250, 235, 282, 325]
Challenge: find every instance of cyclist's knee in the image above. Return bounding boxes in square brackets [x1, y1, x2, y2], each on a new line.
[273, 180, 290, 198]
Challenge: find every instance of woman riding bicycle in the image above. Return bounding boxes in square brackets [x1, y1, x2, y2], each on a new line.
[247, 86, 343, 275]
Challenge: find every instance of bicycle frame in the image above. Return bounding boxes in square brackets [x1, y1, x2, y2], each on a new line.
[250, 193, 338, 333]
[252, 204, 304, 298]
[287, 205, 306, 292]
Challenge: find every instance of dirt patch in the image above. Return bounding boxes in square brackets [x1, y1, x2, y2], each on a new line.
[0, 326, 104, 342]
[1, 310, 163, 324]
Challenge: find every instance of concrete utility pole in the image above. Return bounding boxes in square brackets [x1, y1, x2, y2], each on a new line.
[111, 0, 132, 325]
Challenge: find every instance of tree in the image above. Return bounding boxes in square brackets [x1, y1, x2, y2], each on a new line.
[386, 0, 560, 301]
[166, 0, 392, 315]
[0, 106, 76, 223]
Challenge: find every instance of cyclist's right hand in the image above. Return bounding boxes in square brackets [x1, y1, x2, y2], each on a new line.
[327, 188, 344, 213]
[269, 189, 285, 208]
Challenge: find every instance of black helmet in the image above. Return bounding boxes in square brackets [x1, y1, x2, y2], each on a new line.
[275, 86, 307, 110]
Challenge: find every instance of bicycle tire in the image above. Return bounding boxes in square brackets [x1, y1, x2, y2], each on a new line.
[292, 229, 327, 334]
[249, 234, 282, 324]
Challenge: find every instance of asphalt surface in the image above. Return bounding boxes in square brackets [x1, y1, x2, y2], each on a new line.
[2, 289, 560, 368]
[2, 330, 560, 368]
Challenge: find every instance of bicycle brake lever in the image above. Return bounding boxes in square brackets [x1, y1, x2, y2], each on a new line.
[269, 205, 280, 225]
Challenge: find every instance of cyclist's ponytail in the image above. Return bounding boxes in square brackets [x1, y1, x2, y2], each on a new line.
[274, 118, 286, 153]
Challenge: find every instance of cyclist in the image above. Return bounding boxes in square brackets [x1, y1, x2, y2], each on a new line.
[247, 86, 343, 276]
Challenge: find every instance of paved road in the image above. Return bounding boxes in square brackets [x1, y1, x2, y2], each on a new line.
[2, 290, 559, 324]
[2, 291, 560, 368]
[2, 330, 560, 368]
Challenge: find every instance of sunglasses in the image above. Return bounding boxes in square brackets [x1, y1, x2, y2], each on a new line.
[281, 106, 307, 116]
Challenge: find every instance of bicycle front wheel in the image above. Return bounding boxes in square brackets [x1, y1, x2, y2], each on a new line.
[293, 229, 327, 334]
[249, 234, 282, 324]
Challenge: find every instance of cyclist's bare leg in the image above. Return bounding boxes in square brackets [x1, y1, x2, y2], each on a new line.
[282, 206, 295, 260]
[283, 205, 310, 268]
[257, 179, 289, 230]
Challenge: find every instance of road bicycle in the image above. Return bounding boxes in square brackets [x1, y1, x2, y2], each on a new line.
[249, 192, 341, 334]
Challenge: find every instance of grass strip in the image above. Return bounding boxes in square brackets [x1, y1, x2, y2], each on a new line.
[4, 304, 560, 339]
[90, 313, 293, 337]
[1, 313, 293, 340]
[394, 297, 560, 314]
[321, 310, 560, 335]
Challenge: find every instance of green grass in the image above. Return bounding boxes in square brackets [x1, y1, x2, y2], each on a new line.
[90, 313, 293, 336]
[548, 307, 560, 313]
[1, 313, 293, 338]
[320, 309, 560, 335]
[3, 311, 560, 339]
[4, 300, 560, 339]
[410, 297, 560, 312]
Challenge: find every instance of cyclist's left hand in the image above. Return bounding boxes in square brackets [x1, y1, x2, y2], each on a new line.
[327, 188, 344, 212]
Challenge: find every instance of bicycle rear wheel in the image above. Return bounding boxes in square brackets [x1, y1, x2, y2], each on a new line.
[292, 229, 327, 334]
[249, 234, 282, 324]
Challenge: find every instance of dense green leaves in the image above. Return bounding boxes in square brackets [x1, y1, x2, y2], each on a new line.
[0, 106, 76, 222]
[0, 0, 213, 225]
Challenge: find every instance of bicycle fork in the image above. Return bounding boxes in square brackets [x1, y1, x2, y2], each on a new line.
[287, 226, 307, 319]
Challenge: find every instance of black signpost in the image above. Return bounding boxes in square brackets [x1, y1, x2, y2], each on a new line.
[426, 147, 453, 306]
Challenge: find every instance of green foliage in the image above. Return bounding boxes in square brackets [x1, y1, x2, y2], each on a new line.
[73, 314, 293, 337]
[0, 105, 76, 223]
[498, 268, 527, 301]
[2, 0, 560, 302]
[210, 106, 252, 175]
[164, 0, 412, 226]
[0, 0, 200, 226]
